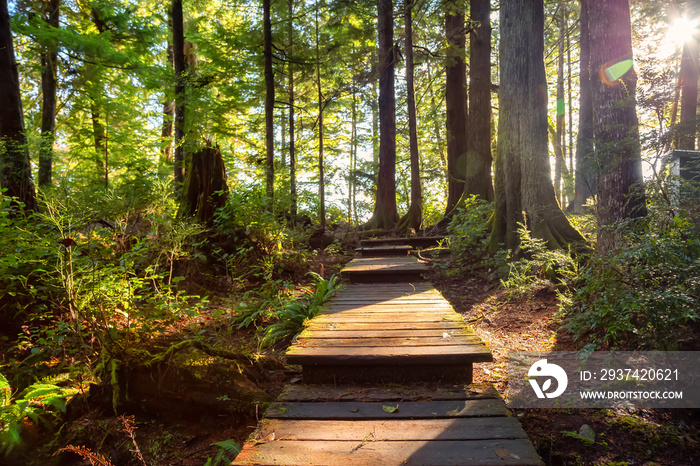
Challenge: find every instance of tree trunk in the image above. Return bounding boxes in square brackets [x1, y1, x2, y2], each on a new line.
[397, 0, 422, 232]
[489, 0, 585, 252]
[177, 144, 228, 225]
[316, 3, 325, 229]
[589, 0, 646, 254]
[288, 0, 297, 221]
[365, 0, 399, 230]
[38, 0, 60, 188]
[172, 0, 186, 193]
[463, 0, 493, 202]
[555, 6, 566, 206]
[444, 0, 467, 214]
[569, 0, 596, 211]
[0, 0, 37, 210]
[678, 36, 699, 150]
[161, 39, 174, 163]
[350, 74, 357, 223]
[426, 62, 448, 202]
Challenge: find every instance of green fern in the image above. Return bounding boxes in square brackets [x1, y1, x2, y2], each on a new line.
[0, 372, 77, 456]
[261, 273, 341, 347]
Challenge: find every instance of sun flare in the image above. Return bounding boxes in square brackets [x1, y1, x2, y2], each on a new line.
[667, 16, 698, 46]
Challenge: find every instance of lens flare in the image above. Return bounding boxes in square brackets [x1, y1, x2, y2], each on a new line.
[601, 59, 634, 85]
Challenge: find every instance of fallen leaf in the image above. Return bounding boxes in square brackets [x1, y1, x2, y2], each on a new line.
[494, 448, 510, 459]
[382, 404, 399, 413]
[349, 407, 359, 413]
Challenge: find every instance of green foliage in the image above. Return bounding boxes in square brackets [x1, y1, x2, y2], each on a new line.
[501, 226, 580, 297]
[0, 372, 77, 456]
[447, 196, 493, 262]
[205, 439, 241, 465]
[561, 222, 699, 349]
[261, 273, 341, 347]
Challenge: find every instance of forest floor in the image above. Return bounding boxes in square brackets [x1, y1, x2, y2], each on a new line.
[427, 255, 700, 466]
[19, 248, 700, 466]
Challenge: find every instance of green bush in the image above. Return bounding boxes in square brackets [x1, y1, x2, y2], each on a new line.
[447, 195, 493, 263]
[562, 220, 699, 350]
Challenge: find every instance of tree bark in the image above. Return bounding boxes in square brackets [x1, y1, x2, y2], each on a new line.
[0, 0, 37, 210]
[426, 62, 448, 201]
[38, 0, 60, 188]
[463, 0, 493, 202]
[172, 0, 186, 193]
[444, 0, 467, 214]
[678, 36, 699, 150]
[397, 0, 422, 232]
[569, 0, 596, 211]
[489, 0, 585, 252]
[365, 0, 399, 230]
[161, 39, 174, 163]
[177, 144, 228, 225]
[315, 3, 325, 229]
[589, 0, 646, 254]
[555, 6, 566, 206]
[288, 0, 297, 221]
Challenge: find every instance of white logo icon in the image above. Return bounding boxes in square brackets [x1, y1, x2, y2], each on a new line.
[528, 359, 568, 399]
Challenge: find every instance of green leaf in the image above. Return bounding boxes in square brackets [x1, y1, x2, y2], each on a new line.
[382, 404, 399, 413]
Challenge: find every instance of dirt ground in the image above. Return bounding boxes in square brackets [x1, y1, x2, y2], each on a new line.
[427, 256, 700, 466]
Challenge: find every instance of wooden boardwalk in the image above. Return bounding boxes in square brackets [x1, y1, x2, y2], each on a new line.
[234, 250, 543, 465]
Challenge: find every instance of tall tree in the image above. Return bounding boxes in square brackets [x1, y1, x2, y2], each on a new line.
[678, 20, 699, 150]
[161, 38, 174, 164]
[569, 0, 595, 211]
[554, 5, 566, 206]
[397, 0, 422, 232]
[288, 0, 297, 221]
[489, 0, 584, 251]
[589, 0, 646, 254]
[0, 0, 37, 210]
[444, 0, 467, 214]
[264, 0, 275, 209]
[315, 2, 325, 229]
[366, 0, 399, 230]
[38, 0, 60, 187]
[464, 0, 493, 202]
[172, 0, 186, 192]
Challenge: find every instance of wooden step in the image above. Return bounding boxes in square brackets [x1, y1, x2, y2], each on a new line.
[340, 256, 428, 283]
[233, 383, 544, 466]
[355, 245, 414, 257]
[360, 236, 446, 249]
[286, 283, 491, 384]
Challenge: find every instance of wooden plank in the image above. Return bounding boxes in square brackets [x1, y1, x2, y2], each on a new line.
[360, 236, 446, 248]
[312, 314, 464, 323]
[265, 399, 506, 420]
[342, 257, 428, 271]
[278, 383, 499, 402]
[301, 363, 473, 384]
[294, 336, 482, 347]
[252, 417, 526, 442]
[298, 329, 473, 339]
[286, 345, 493, 365]
[323, 306, 455, 314]
[233, 439, 543, 465]
[303, 321, 468, 331]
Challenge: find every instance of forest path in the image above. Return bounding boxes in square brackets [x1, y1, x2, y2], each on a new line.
[233, 248, 543, 465]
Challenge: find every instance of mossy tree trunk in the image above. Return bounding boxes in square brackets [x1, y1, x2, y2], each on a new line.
[489, 0, 585, 252]
[177, 144, 228, 226]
